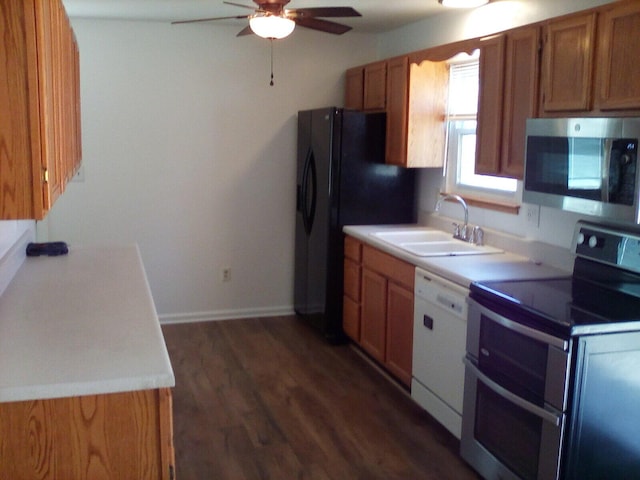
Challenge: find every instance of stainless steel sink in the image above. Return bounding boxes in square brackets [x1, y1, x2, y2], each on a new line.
[370, 229, 502, 257]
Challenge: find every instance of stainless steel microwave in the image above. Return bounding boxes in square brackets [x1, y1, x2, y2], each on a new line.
[523, 118, 640, 223]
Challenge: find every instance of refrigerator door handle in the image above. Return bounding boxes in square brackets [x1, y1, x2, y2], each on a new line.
[301, 148, 317, 235]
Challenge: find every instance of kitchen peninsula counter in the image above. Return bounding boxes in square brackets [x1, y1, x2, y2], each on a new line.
[0, 244, 175, 403]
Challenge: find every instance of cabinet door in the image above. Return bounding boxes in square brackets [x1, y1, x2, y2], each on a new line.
[40, 0, 64, 211]
[343, 295, 361, 342]
[385, 56, 409, 167]
[475, 34, 505, 176]
[343, 257, 361, 301]
[385, 282, 414, 387]
[500, 26, 540, 179]
[363, 61, 387, 110]
[541, 13, 596, 112]
[343, 256, 361, 342]
[595, 2, 640, 111]
[345, 66, 364, 110]
[361, 268, 387, 362]
[406, 60, 448, 168]
[0, 389, 175, 480]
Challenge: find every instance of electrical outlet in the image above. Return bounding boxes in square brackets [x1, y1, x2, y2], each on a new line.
[221, 267, 231, 282]
[525, 204, 540, 227]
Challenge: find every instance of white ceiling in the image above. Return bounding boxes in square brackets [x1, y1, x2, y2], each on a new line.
[61, 0, 449, 33]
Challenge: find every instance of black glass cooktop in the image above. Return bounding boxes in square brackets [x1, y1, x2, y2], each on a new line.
[470, 258, 640, 338]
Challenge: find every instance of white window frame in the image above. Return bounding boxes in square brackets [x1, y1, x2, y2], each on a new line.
[442, 57, 522, 206]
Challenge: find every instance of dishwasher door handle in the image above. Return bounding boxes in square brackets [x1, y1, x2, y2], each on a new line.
[423, 314, 434, 330]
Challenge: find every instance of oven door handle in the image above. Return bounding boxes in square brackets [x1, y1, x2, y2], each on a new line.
[473, 301, 568, 351]
[464, 357, 562, 427]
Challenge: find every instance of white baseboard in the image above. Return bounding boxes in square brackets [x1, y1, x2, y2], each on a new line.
[158, 306, 295, 325]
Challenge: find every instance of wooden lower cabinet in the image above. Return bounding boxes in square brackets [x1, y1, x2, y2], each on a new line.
[0, 388, 175, 480]
[361, 268, 388, 362]
[385, 281, 414, 386]
[343, 236, 414, 388]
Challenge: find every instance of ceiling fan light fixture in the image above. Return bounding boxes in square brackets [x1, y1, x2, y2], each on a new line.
[249, 14, 296, 39]
[438, 0, 489, 8]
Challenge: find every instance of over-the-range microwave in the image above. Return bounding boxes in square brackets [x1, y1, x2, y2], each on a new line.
[523, 117, 640, 223]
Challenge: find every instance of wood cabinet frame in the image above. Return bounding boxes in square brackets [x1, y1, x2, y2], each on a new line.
[0, 388, 175, 479]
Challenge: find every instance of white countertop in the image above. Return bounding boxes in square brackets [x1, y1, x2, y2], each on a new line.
[0, 244, 175, 403]
[344, 225, 570, 287]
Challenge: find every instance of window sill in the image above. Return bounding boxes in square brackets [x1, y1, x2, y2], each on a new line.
[442, 192, 520, 215]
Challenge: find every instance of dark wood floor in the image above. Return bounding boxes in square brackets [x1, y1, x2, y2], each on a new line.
[162, 316, 480, 480]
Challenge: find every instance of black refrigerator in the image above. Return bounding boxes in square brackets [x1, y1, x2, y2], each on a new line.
[294, 107, 417, 342]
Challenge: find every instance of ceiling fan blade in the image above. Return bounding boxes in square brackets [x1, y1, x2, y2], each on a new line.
[223, 1, 258, 11]
[236, 25, 254, 36]
[294, 17, 352, 35]
[172, 15, 249, 25]
[288, 7, 361, 18]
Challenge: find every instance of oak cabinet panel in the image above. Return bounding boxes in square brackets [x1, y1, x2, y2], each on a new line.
[363, 61, 387, 110]
[475, 35, 505, 176]
[500, 27, 540, 178]
[385, 281, 414, 386]
[345, 66, 364, 110]
[476, 26, 539, 179]
[361, 268, 388, 362]
[359, 243, 415, 387]
[0, 388, 175, 480]
[343, 236, 363, 342]
[595, 1, 640, 110]
[541, 13, 596, 112]
[344, 257, 361, 301]
[343, 295, 361, 342]
[386, 56, 448, 168]
[0, 0, 81, 219]
[385, 56, 410, 167]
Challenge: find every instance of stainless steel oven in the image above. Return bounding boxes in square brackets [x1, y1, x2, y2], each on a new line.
[461, 299, 570, 480]
[461, 221, 640, 480]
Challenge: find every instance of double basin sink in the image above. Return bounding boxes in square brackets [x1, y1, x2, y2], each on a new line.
[370, 229, 503, 257]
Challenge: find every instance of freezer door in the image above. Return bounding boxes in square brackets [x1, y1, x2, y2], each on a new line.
[294, 109, 333, 319]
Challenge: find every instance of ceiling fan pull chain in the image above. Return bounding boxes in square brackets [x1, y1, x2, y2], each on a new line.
[269, 39, 275, 86]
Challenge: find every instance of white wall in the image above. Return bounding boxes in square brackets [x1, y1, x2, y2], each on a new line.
[40, 19, 378, 322]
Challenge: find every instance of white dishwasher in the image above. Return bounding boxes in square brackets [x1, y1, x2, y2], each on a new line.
[411, 266, 469, 439]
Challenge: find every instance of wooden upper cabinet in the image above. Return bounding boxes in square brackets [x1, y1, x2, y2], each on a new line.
[386, 56, 448, 168]
[476, 27, 539, 179]
[595, 1, 640, 111]
[385, 56, 410, 167]
[541, 13, 596, 112]
[345, 66, 364, 110]
[363, 61, 387, 110]
[0, 0, 81, 220]
[500, 26, 540, 178]
[476, 35, 506, 176]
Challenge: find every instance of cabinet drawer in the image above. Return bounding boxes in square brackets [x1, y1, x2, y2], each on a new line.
[343, 295, 360, 342]
[362, 245, 414, 290]
[344, 236, 362, 261]
[344, 258, 361, 301]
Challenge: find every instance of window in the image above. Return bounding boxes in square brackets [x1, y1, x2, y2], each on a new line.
[443, 57, 520, 203]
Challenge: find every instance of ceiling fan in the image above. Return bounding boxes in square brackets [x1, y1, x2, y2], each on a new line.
[172, 0, 361, 39]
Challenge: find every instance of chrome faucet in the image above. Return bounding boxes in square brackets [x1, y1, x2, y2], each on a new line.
[435, 194, 470, 241]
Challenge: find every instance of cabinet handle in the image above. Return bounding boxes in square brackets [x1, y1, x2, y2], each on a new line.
[423, 314, 434, 330]
[43, 168, 49, 184]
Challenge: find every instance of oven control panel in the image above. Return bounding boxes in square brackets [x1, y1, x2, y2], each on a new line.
[573, 221, 640, 273]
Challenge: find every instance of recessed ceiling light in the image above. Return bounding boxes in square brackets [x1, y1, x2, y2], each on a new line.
[439, 0, 490, 8]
